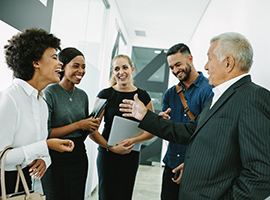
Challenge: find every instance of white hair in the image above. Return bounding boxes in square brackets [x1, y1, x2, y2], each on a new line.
[210, 32, 253, 72]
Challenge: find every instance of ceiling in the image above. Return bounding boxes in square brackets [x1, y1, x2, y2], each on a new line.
[115, 0, 211, 50]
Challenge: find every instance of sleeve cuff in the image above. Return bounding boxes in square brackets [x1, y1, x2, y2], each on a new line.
[22, 140, 50, 166]
[40, 156, 51, 169]
[139, 110, 156, 130]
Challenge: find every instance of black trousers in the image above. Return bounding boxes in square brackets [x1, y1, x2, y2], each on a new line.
[0, 166, 32, 196]
[161, 165, 180, 200]
[97, 147, 139, 200]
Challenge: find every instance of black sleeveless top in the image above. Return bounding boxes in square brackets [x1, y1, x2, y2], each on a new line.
[97, 87, 151, 141]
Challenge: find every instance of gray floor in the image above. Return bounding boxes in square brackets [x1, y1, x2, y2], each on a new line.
[86, 164, 163, 200]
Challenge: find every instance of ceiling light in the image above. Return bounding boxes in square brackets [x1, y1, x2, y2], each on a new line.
[154, 50, 161, 54]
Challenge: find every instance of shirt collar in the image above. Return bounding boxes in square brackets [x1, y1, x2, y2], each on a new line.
[212, 73, 249, 97]
[192, 71, 204, 88]
[14, 78, 44, 98]
[179, 71, 204, 89]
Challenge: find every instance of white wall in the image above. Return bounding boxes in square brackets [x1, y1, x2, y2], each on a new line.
[0, 21, 17, 91]
[189, 0, 270, 90]
[97, 0, 132, 90]
[163, 0, 270, 91]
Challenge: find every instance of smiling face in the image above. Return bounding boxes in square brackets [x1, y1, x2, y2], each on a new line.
[204, 40, 227, 86]
[111, 57, 134, 86]
[62, 55, 86, 85]
[35, 47, 63, 86]
[167, 52, 192, 82]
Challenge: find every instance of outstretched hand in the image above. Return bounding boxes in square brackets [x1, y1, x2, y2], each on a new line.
[119, 94, 148, 121]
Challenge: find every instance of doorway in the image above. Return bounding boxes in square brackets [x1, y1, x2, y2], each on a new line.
[132, 46, 169, 165]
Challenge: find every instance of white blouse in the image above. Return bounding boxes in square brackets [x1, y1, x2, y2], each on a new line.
[0, 78, 51, 171]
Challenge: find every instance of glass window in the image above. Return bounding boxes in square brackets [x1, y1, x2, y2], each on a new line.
[50, 0, 106, 106]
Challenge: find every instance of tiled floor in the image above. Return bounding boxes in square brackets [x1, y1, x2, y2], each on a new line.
[86, 164, 163, 200]
[86, 165, 270, 200]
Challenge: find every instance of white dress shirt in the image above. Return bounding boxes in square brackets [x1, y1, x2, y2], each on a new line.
[0, 78, 51, 171]
[210, 73, 249, 109]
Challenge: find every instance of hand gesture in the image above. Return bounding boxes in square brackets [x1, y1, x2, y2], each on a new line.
[47, 138, 75, 152]
[172, 163, 184, 184]
[120, 94, 147, 121]
[28, 159, 46, 179]
[159, 108, 171, 120]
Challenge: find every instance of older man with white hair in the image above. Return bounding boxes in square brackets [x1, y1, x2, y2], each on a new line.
[120, 32, 270, 200]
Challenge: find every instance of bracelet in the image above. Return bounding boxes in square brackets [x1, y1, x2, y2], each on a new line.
[106, 145, 110, 152]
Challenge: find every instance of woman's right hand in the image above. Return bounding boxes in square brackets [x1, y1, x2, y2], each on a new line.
[78, 117, 101, 132]
[109, 140, 134, 155]
[47, 138, 75, 152]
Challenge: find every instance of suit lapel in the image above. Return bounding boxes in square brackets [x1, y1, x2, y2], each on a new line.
[190, 75, 251, 140]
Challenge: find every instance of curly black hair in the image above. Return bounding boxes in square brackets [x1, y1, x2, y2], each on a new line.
[4, 28, 61, 81]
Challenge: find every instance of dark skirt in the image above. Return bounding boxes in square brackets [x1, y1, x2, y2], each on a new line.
[0, 166, 32, 196]
[41, 137, 88, 200]
[97, 147, 140, 200]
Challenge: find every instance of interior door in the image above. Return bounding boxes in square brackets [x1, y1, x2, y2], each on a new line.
[132, 47, 169, 165]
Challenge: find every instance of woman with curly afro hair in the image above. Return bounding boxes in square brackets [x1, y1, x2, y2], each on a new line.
[0, 28, 75, 196]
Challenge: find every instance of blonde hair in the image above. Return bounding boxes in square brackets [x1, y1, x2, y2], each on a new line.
[110, 54, 134, 86]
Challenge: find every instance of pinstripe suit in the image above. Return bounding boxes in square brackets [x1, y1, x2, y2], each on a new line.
[139, 75, 270, 199]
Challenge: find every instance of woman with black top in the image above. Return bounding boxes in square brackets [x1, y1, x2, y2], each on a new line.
[90, 54, 155, 200]
[41, 47, 100, 200]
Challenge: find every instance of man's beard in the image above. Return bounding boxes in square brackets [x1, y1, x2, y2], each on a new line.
[175, 63, 192, 82]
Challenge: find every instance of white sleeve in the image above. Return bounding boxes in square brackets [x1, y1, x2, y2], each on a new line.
[21, 140, 51, 168]
[0, 92, 20, 170]
[2, 147, 25, 169]
[40, 155, 51, 170]
[0, 92, 51, 170]
[4, 140, 51, 170]
[0, 92, 17, 150]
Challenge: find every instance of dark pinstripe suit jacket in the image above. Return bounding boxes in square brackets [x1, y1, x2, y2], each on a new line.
[139, 75, 270, 199]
